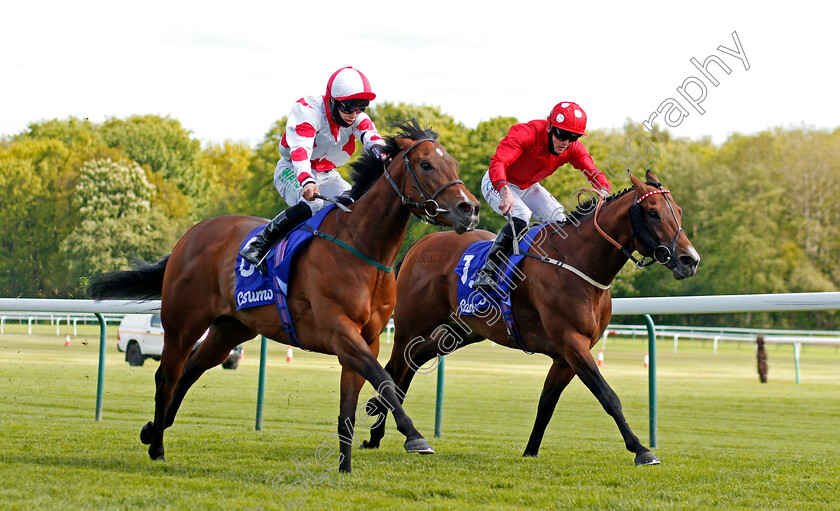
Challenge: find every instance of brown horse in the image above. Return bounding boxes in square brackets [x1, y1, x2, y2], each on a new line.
[362, 170, 699, 465]
[88, 119, 480, 473]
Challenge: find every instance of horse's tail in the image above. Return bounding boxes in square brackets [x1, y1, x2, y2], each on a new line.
[87, 255, 170, 300]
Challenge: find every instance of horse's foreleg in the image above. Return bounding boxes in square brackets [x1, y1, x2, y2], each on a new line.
[563, 339, 659, 466]
[332, 323, 434, 459]
[523, 359, 575, 457]
[363, 330, 442, 450]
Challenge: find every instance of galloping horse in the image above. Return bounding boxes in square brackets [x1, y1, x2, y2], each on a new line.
[362, 170, 699, 465]
[88, 119, 480, 473]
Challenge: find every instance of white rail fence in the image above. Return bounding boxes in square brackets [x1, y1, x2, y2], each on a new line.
[603, 324, 840, 353]
[1, 292, 839, 440]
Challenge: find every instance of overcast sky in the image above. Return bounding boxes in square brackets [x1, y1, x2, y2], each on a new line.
[2, 1, 839, 147]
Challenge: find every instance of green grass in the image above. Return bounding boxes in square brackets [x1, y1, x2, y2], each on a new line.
[1, 325, 839, 510]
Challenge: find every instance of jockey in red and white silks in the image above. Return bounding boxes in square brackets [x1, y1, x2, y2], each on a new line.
[473, 101, 612, 291]
[241, 67, 387, 274]
[274, 92, 385, 215]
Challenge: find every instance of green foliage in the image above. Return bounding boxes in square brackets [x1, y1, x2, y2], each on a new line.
[99, 115, 205, 205]
[2, 109, 840, 328]
[60, 159, 177, 284]
[194, 140, 253, 218]
[0, 137, 76, 297]
[240, 119, 287, 219]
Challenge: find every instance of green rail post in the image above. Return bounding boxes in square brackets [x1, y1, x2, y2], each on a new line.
[434, 355, 445, 438]
[255, 335, 268, 431]
[94, 312, 107, 421]
[642, 314, 657, 448]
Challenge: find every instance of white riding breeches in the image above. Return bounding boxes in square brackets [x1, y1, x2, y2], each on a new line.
[480, 170, 567, 224]
[274, 163, 352, 215]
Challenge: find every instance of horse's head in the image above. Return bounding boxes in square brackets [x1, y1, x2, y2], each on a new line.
[628, 170, 700, 280]
[385, 120, 479, 234]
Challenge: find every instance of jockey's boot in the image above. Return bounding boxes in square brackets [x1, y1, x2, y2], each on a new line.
[239, 201, 313, 275]
[472, 218, 527, 291]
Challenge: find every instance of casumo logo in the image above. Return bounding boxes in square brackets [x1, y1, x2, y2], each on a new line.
[458, 296, 488, 314]
[237, 289, 274, 306]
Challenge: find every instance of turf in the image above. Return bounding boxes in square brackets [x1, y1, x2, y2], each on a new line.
[0, 323, 838, 510]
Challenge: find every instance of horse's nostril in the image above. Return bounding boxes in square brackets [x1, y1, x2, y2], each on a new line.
[680, 255, 697, 267]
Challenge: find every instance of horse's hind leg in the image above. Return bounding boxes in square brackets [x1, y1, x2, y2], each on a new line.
[163, 319, 256, 429]
[523, 359, 575, 457]
[562, 334, 659, 466]
[336, 365, 372, 473]
[141, 336, 195, 460]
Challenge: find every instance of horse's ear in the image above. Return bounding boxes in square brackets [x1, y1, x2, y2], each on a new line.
[630, 172, 645, 194]
[645, 169, 662, 187]
[394, 137, 413, 151]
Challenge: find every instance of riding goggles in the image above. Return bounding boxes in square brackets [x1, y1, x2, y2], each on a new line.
[553, 127, 582, 142]
[337, 99, 369, 114]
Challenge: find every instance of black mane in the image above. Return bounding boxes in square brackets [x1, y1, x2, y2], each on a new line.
[562, 177, 661, 224]
[563, 187, 635, 224]
[347, 118, 439, 200]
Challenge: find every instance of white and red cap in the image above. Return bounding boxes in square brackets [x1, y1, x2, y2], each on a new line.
[326, 66, 376, 101]
[548, 102, 587, 135]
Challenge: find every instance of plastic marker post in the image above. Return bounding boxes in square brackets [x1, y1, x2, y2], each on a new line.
[286, 346, 293, 363]
[597, 349, 604, 366]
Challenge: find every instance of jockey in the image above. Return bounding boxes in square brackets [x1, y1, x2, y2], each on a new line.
[240, 66, 387, 274]
[472, 101, 612, 291]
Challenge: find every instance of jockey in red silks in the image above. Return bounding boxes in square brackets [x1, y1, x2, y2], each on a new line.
[472, 101, 612, 291]
[240, 66, 387, 274]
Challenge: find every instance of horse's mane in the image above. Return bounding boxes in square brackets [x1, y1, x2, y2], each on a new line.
[561, 177, 662, 224]
[562, 187, 635, 224]
[348, 118, 439, 200]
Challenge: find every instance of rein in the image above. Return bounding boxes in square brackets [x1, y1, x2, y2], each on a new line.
[381, 138, 464, 225]
[592, 185, 683, 269]
[299, 223, 393, 273]
[298, 138, 463, 273]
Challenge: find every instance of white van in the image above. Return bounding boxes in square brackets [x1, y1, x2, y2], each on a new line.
[117, 314, 242, 369]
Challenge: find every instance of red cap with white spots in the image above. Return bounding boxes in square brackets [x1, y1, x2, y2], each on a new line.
[548, 102, 587, 135]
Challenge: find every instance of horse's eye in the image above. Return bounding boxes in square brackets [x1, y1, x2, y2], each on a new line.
[648, 209, 660, 219]
[420, 161, 433, 171]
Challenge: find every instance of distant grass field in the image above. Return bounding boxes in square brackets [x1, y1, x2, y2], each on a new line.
[1, 323, 838, 510]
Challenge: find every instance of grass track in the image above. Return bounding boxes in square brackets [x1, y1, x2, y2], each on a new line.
[1, 324, 838, 510]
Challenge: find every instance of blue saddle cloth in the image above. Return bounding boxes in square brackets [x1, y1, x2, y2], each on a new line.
[234, 205, 336, 348]
[453, 224, 544, 351]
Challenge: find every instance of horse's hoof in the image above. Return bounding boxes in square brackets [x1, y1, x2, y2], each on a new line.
[404, 438, 435, 454]
[635, 451, 661, 466]
[149, 445, 165, 461]
[360, 439, 379, 449]
[140, 421, 153, 445]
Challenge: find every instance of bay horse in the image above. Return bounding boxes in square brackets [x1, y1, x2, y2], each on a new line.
[362, 170, 700, 465]
[88, 119, 480, 473]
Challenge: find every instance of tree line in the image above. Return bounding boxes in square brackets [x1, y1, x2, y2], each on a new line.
[1, 106, 837, 329]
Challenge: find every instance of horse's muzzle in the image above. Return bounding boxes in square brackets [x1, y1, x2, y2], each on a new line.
[448, 200, 480, 234]
[671, 245, 700, 280]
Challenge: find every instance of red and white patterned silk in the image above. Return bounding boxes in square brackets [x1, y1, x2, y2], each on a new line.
[278, 95, 384, 187]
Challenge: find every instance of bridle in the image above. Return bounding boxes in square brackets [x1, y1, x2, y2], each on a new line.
[381, 138, 464, 225]
[593, 186, 684, 269]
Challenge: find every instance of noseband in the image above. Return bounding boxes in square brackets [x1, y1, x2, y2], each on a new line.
[381, 138, 464, 225]
[594, 186, 684, 269]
